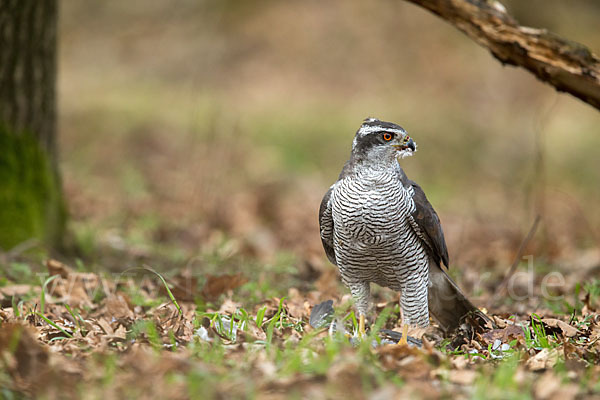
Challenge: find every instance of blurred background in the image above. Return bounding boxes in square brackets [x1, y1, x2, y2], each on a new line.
[57, 0, 600, 301]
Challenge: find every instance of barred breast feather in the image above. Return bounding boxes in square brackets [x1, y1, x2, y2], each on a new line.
[329, 163, 430, 327]
[319, 119, 493, 334]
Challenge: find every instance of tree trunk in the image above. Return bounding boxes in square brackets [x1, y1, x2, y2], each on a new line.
[0, 0, 65, 251]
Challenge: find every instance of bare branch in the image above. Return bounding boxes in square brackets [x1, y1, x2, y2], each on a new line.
[404, 0, 600, 111]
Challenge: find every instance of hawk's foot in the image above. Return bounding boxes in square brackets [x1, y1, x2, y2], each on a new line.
[397, 324, 409, 346]
[359, 314, 366, 337]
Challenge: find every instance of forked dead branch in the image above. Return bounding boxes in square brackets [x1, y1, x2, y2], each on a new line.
[404, 0, 600, 110]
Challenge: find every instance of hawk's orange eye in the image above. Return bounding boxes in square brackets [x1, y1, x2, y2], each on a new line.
[382, 132, 393, 141]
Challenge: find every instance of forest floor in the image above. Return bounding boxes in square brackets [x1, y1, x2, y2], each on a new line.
[3, 3, 600, 397]
[1, 240, 600, 399]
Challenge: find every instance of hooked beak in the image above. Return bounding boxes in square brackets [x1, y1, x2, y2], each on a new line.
[393, 138, 416, 152]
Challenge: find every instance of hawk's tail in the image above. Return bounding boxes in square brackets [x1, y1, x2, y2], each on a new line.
[428, 263, 492, 334]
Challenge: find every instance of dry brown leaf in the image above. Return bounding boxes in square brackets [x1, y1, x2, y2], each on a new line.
[201, 273, 248, 300]
[492, 316, 507, 328]
[326, 359, 363, 395]
[448, 369, 476, 385]
[114, 324, 128, 340]
[0, 284, 38, 301]
[242, 320, 267, 342]
[285, 288, 310, 320]
[541, 318, 580, 338]
[46, 259, 73, 278]
[0, 323, 50, 393]
[95, 318, 114, 335]
[173, 317, 195, 343]
[377, 345, 431, 380]
[218, 298, 242, 315]
[526, 348, 559, 371]
[65, 285, 93, 308]
[254, 351, 277, 378]
[451, 356, 469, 370]
[533, 372, 561, 400]
[41, 271, 103, 309]
[482, 325, 525, 345]
[0, 308, 15, 321]
[103, 295, 134, 319]
[549, 385, 579, 400]
[159, 273, 198, 302]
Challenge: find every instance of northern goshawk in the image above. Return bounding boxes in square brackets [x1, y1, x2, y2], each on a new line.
[319, 118, 488, 343]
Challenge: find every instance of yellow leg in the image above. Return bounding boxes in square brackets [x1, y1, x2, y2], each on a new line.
[359, 314, 366, 336]
[397, 323, 409, 346]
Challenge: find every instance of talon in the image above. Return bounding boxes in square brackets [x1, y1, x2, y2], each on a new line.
[397, 324, 409, 346]
[359, 314, 366, 337]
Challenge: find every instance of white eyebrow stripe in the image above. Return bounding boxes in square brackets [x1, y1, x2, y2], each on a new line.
[357, 125, 406, 137]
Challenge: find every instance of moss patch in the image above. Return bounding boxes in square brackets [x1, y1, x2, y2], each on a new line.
[0, 123, 66, 250]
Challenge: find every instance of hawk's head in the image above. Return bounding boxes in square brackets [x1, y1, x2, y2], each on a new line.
[351, 118, 416, 164]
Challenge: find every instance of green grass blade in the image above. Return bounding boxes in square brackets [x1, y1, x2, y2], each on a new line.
[256, 306, 267, 327]
[11, 296, 20, 318]
[40, 274, 59, 314]
[64, 304, 82, 333]
[35, 312, 73, 338]
[121, 266, 183, 315]
[143, 265, 182, 315]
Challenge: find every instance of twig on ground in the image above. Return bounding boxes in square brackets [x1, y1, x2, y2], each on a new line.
[492, 215, 542, 304]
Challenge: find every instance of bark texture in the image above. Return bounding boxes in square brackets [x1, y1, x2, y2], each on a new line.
[404, 0, 600, 111]
[0, 0, 64, 250]
[0, 0, 58, 159]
